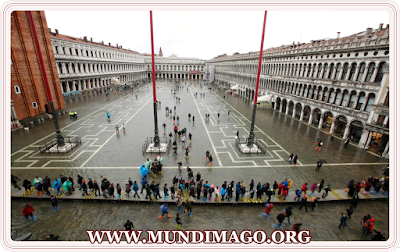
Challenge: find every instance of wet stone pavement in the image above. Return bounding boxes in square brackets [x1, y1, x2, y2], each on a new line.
[10, 81, 389, 241]
[11, 198, 388, 241]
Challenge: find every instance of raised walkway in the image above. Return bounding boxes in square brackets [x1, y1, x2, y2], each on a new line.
[12, 186, 388, 205]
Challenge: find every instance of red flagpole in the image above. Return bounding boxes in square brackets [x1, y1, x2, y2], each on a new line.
[247, 11, 267, 148]
[149, 11, 160, 146]
[254, 11, 267, 105]
[150, 11, 157, 103]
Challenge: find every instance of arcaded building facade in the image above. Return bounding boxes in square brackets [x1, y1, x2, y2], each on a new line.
[144, 50, 206, 81]
[209, 25, 389, 157]
[49, 31, 147, 96]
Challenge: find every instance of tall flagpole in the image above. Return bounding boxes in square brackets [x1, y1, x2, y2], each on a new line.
[150, 11, 160, 147]
[27, 11, 65, 146]
[247, 11, 267, 147]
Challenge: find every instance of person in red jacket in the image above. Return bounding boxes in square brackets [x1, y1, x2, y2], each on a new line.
[282, 188, 288, 200]
[263, 203, 274, 219]
[278, 183, 284, 197]
[301, 183, 308, 193]
[22, 205, 36, 221]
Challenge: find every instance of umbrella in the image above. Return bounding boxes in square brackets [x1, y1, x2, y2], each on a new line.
[140, 165, 148, 176]
[318, 159, 327, 163]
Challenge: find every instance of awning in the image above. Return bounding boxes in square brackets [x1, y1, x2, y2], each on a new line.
[255, 94, 272, 103]
[230, 85, 239, 90]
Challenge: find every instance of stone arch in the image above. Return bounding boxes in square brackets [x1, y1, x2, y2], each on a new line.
[281, 99, 288, 113]
[288, 100, 295, 115]
[311, 108, 322, 126]
[275, 97, 282, 111]
[294, 103, 302, 119]
[303, 106, 311, 122]
[321, 111, 334, 132]
[349, 120, 364, 143]
[334, 115, 348, 137]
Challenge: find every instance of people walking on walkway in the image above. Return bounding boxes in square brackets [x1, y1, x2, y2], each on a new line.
[318, 179, 325, 193]
[163, 183, 169, 200]
[82, 181, 89, 196]
[310, 183, 318, 196]
[125, 182, 131, 198]
[11, 175, 21, 190]
[116, 183, 122, 199]
[34, 176, 43, 196]
[141, 177, 146, 194]
[133, 181, 140, 199]
[322, 184, 331, 198]
[108, 183, 115, 197]
[23, 179, 32, 192]
[294, 189, 302, 202]
[42, 176, 51, 196]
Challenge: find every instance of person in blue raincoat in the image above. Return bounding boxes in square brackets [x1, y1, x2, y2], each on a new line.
[159, 203, 172, 220]
[52, 178, 61, 195]
[140, 177, 146, 194]
[140, 165, 148, 178]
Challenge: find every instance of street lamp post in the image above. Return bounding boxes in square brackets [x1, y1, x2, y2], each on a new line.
[150, 11, 160, 147]
[247, 11, 267, 148]
[27, 11, 64, 146]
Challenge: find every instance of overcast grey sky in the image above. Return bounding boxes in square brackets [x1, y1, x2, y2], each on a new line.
[45, 10, 389, 60]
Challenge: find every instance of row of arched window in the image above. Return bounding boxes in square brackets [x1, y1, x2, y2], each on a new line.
[148, 64, 204, 71]
[57, 62, 145, 75]
[216, 75, 379, 112]
[53, 43, 141, 61]
[215, 61, 387, 84]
